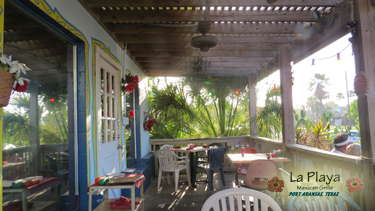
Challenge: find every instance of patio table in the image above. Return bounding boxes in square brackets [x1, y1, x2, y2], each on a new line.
[3, 177, 60, 211]
[168, 146, 218, 187]
[227, 153, 291, 185]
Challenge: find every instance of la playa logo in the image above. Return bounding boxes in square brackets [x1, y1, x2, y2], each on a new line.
[286, 172, 363, 197]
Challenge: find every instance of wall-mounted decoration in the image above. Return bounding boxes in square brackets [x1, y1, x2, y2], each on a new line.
[144, 118, 157, 132]
[0, 52, 32, 107]
[354, 71, 369, 98]
[121, 73, 139, 93]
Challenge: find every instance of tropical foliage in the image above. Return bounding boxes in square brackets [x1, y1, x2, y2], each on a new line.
[3, 86, 68, 148]
[256, 86, 282, 139]
[148, 76, 250, 139]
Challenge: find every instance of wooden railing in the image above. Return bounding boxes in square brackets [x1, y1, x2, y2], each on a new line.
[149, 135, 374, 209]
[150, 136, 251, 172]
[248, 137, 374, 210]
[3, 144, 68, 177]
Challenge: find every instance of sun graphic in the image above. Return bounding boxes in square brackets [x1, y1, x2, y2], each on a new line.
[347, 176, 363, 192]
[267, 176, 284, 192]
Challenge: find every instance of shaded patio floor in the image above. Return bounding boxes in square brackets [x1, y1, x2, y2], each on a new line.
[143, 172, 286, 211]
[143, 173, 236, 211]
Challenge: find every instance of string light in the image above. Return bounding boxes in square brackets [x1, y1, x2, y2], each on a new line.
[273, 84, 277, 91]
[50, 98, 55, 102]
[309, 43, 350, 66]
[234, 90, 239, 95]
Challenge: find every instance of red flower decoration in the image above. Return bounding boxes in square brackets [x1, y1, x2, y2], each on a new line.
[129, 110, 134, 118]
[347, 176, 363, 192]
[14, 81, 28, 92]
[134, 76, 139, 85]
[267, 176, 284, 192]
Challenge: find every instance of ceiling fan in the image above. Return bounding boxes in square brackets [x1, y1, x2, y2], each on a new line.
[191, 22, 218, 52]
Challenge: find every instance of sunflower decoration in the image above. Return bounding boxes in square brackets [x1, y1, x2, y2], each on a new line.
[347, 176, 363, 192]
[267, 176, 284, 192]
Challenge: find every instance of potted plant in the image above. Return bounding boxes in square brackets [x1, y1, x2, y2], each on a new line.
[0, 52, 32, 107]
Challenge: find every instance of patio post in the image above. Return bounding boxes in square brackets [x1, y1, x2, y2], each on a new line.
[279, 44, 295, 150]
[29, 82, 40, 175]
[352, 0, 375, 161]
[248, 75, 257, 137]
[352, 1, 375, 209]
[0, 0, 4, 207]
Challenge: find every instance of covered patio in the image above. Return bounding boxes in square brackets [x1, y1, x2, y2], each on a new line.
[1, 0, 375, 210]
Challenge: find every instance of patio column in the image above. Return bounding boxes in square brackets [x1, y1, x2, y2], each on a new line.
[0, 0, 4, 206]
[279, 45, 295, 148]
[352, 1, 375, 209]
[248, 76, 257, 136]
[352, 0, 375, 159]
[29, 82, 40, 175]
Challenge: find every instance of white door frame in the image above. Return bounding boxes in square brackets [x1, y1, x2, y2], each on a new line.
[95, 46, 122, 197]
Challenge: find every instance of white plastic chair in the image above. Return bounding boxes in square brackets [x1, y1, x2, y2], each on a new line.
[160, 144, 189, 163]
[156, 150, 192, 192]
[201, 188, 282, 211]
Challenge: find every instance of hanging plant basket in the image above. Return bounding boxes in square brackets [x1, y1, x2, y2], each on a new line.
[0, 71, 14, 107]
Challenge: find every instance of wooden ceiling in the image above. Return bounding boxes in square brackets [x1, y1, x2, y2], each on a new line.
[3, 2, 68, 86]
[79, 0, 341, 79]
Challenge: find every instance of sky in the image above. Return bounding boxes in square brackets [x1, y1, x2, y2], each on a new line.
[257, 33, 356, 108]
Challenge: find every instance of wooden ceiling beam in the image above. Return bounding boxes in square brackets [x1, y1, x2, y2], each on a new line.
[141, 62, 264, 67]
[117, 34, 296, 43]
[4, 29, 55, 43]
[100, 10, 317, 23]
[147, 70, 254, 77]
[291, 0, 351, 64]
[145, 66, 257, 71]
[131, 51, 275, 57]
[87, 0, 336, 7]
[128, 43, 283, 51]
[136, 56, 272, 62]
[5, 40, 66, 51]
[110, 22, 307, 35]
[254, 0, 351, 82]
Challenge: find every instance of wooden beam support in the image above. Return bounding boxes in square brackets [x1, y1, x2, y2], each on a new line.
[110, 22, 307, 35]
[131, 51, 276, 57]
[291, 0, 352, 63]
[279, 44, 294, 148]
[100, 9, 317, 23]
[117, 34, 296, 43]
[353, 0, 375, 160]
[352, 3, 375, 208]
[248, 78, 257, 136]
[29, 82, 40, 175]
[147, 70, 253, 77]
[4, 29, 55, 42]
[141, 62, 265, 67]
[128, 43, 283, 52]
[145, 66, 257, 71]
[254, 0, 351, 83]
[136, 57, 272, 62]
[255, 54, 279, 82]
[88, 0, 336, 7]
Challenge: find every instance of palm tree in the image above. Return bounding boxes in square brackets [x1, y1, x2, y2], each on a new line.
[148, 76, 249, 139]
[308, 73, 330, 116]
[256, 85, 282, 139]
[336, 92, 344, 101]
